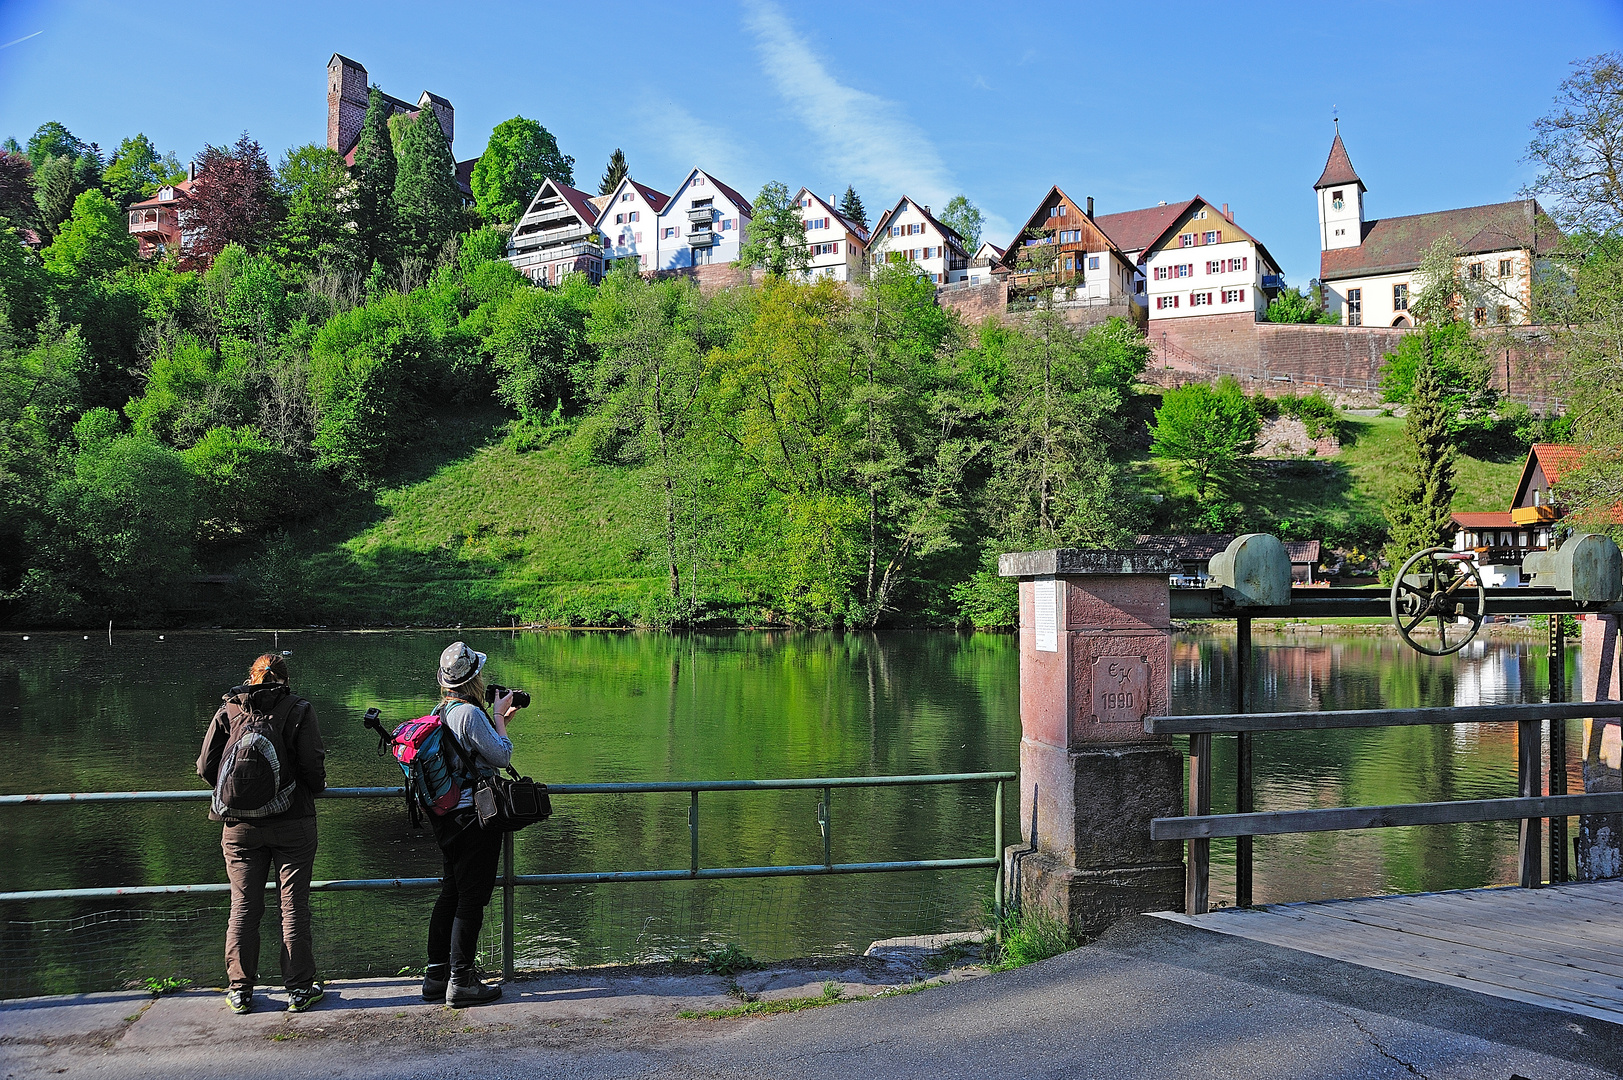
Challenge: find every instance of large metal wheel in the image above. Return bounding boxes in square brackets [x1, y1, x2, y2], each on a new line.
[1390, 548, 1487, 656]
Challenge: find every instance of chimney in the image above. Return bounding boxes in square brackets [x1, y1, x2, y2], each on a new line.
[1086, 196, 1094, 218]
[188, 160, 196, 182]
[1223, 203, 1233, 223]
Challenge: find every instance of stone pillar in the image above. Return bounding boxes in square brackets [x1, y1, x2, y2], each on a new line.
[998, 549, 1185, 938]
[1577, 614, 1621, 880]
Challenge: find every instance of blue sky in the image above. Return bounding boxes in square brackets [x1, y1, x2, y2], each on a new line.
[2, 0, 1620, 283]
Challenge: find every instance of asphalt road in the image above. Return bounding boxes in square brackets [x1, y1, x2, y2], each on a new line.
[4, 917, 1619, 1079]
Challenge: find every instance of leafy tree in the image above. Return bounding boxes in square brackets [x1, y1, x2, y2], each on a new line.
[24, 122, 87, 167]
[1383, 344, 1455, 571]
[1149, 377, 1260, 503]
[847, 263, 972, 624]
[1523, 52, 1623, 234]
[940, 195, 983, 250]
[393, 107, 461, 263]
[737, 181, 808, 279]
[26, 409, 197, 622]
[470, 116, 574, 226]
[101, 134, 184, 209]
[0, 151, 34, 226]
[1263, 281, 1338, 324]
[182, 424, 299, 539]
[1378, 321, 1496, 426]
[587, 268, 712, 601]
[350, 86, 399, 271]
[126, 333, 248, 447]
[43, 190, 136, 284]
[485, 275, 593, 423]
[0, 219, 47, 331]
[31, 154, 78, 241]
[183, 134, 281, 265]
[272, 144, 359, 272]
[598, 148, 628, 197]
[838, 186, 867, 230]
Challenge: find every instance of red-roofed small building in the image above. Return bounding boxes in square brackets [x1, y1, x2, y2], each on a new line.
[125, 165, 197, 259]
[1449, 444, 1596, 585]
[1316, 125, 1559, 328]
[506, 177, 604, 286]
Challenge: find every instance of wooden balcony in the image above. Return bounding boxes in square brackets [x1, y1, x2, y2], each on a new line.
[1510, 505, 1557, 525]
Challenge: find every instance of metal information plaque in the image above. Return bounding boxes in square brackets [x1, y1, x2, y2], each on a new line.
[1090, 656, 1149, 724]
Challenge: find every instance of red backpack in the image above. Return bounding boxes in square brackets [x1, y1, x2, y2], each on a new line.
[389, 706, 474, 825]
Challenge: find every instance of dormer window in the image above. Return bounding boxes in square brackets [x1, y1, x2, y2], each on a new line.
[1332, 190, 1344, 210]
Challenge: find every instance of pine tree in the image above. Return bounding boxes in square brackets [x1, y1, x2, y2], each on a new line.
[350, 86, 398, 270]
[1383, 340, 1456, 574]
[392, 106, 460, 264]
[839, 185, 867, 229]
[598, 148, 628, 196]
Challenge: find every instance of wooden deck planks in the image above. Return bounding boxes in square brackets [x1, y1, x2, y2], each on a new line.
[1152, 880, 1623, 1027]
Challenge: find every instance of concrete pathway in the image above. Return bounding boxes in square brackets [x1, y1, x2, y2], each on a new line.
[2, 917, 1619, 1079]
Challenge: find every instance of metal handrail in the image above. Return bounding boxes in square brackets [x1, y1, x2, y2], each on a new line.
[0, 772, 1013, 978]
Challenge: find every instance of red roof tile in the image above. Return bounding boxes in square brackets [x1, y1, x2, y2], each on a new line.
[1092, 200, 1199, 255]
[1450, 512, 1516, 528]
[1320, 200, 1560, 281]
[702, 174, 752, 215]
[1315, 132, 1363, 191]
[1530, 444, 1584, 486]
[629, 180, 669, 213]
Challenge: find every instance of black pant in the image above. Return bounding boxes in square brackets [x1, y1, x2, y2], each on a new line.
[428, 811, 504, 980]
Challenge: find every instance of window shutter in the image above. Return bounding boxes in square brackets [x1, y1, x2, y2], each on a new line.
[1239, 289, 1245, 303]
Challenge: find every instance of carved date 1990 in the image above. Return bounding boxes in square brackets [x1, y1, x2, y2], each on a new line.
[1090, 656, 1150, 724]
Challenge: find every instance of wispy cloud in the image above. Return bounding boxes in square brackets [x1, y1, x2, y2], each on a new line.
[0, 30, 42, 50]
[633, 98, 756, 193]
[743, 0, 957, 214]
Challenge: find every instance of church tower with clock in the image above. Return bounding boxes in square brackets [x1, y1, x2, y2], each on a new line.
[1316, 126, 1365, 252]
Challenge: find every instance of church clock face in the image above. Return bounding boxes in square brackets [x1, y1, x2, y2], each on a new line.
[1332, 196, 1344, 211]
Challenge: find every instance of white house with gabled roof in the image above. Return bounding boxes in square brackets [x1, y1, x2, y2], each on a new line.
[506, 177, 604, 286]
[865, 197, 969, 285]
[596, 177, 669, 274]
[657, 169, 752, 270]
[791, 187, 869, 282]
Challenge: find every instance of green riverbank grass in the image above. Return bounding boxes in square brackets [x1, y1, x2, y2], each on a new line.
[268, 411, 1528, 628]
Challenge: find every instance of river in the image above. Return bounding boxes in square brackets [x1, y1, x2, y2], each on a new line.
[0, 628, 1583, 996]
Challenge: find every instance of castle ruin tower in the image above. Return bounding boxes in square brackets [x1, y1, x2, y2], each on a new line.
[327, 54, 370, 156]
[1315, 125, 1365, 252]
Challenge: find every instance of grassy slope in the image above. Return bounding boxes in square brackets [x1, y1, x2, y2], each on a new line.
[289, 415, 669, 625]
[280, 413, 1526, 626]
[1129, 414, 1525, 539]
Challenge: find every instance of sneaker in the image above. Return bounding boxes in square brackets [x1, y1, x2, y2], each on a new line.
[446, 978, 501, 1009]
[226, 989, 253, 1014]
[286, 984, 325, 1013]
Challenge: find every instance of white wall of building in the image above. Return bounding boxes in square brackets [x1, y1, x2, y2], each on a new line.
[867, 199, 968, 284]
[597, 178, 665, 273]
[1143, 237, 1269, 321]
[1325, 250, 1532, 327]
[793, 189, 867, 282]
[657, 171, 750, 271]
[1318, 183, 1364, 251]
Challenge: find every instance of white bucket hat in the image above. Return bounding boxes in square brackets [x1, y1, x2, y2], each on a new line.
[438, 641, 487, 688]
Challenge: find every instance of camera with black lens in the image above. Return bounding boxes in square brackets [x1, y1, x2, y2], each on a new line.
[486, 684, 531, 710]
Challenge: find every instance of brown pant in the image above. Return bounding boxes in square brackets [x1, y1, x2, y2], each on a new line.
[221, 815, 318, 991]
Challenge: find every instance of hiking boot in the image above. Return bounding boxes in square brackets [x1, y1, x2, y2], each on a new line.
[446, 978, 501, 1008]
[286, 984, 325, 1013]
[226, 989, 253, 1014]
[422, 965, 449, 1003]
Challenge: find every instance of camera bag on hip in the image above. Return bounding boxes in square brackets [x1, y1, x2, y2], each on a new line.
[212, 691, 300, 820]
[436, 720, 551, 832]
[471, 770, 551, 832]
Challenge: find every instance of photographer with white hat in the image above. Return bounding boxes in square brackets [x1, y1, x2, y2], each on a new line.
[421, 641, 516, 1008]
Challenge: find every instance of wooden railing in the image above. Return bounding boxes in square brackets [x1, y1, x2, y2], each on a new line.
[1148, 700, 1623, 914]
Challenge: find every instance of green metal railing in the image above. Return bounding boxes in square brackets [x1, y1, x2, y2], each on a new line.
[0, 772, 1013, 978]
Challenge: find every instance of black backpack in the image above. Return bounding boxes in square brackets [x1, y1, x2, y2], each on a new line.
[211, 688, 300, 819]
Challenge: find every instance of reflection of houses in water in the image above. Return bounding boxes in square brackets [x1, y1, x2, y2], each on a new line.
[1452, 640, 1525, 751]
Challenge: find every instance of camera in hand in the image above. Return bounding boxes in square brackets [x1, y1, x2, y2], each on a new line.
[486, 684, 531, 710]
